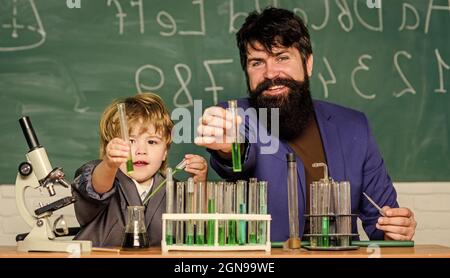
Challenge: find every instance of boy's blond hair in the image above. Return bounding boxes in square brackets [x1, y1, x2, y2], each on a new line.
[99, 93, 173, 171]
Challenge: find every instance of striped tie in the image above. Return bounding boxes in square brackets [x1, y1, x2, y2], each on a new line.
[140, 191, 147, 202]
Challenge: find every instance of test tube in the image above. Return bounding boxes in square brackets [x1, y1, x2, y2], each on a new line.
[196, 181, 205, 245]
[185, 178, 195, 245]
[174, 158, 187, 175]
[175, 182, 184, 245]
[331, 180, 339, 246]
[165, 168, 174, 245]
[227, 100, 242, 172]
[117, 103, 134, 173]
[258, 181, 268, 244]
[142, 158, 187, 205]
[224, 182, 236, 245]
[236, 180, 247, 245]
[248, 178, 258, 244]
[286, 154, 300, 248]
[215, 181, 225, 245]
[320, 180, 331, 247]
[340, 181, 351, 247]
[310, 181, 318, 247]
[206, 182, 216, 246]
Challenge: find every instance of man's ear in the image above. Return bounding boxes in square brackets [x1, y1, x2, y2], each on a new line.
[306, 55, 313, 77]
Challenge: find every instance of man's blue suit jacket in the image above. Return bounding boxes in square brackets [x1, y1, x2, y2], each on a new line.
[209, 98, 398, 241]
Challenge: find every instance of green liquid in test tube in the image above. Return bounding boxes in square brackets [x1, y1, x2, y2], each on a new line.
[224, 182, 236, 245]
[227, 220, 236, 245]
[165, 168, 174, 245]
[166, 235, 173, 245]
[228, 100, 242, 172]
[207, 182, 216, 246]
[117, 103, 134, 174]
[322, 216, 330, 247]
[175, 182, 184, 245]
[236, 180, 247, 245]
[186, 178, 195, 245]
[216, 182, 225, 246]
[248, 178, 258, 244]
[258, 181, 268, 244]
[218, 226, 226, 246]
[196, 181, 205, 245]
[231, 143, 241, 172]
[207, 199, 215, 244]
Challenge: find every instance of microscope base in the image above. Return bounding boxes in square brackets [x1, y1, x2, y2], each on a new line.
[17, 239, 92, 253]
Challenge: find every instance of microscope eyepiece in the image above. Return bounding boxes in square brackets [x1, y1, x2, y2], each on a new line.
[19, 116, 42, 151]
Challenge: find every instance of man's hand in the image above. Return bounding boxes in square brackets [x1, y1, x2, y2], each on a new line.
[376, 206, 417, 241]
[194, 106, 242, 158]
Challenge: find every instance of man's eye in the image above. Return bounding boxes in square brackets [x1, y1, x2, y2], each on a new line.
[277, 56, 289, 62]
[250, 61, 262, 67]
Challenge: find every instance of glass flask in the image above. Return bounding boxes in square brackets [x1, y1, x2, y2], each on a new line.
[121, 206, 149, 249]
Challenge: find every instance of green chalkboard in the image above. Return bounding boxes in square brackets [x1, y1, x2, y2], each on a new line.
[0, 0, 449, 184]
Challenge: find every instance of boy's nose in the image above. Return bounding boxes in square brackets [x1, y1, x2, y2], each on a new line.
[135, 143, 147, 155]
[136, 149, 147, 155]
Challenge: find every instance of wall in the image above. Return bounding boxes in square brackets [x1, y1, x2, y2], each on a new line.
[1, 182, 449, 247]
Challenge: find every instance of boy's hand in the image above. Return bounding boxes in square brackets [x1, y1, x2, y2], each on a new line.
[104, 138, 130, 169]
[184, 154, 208, 183]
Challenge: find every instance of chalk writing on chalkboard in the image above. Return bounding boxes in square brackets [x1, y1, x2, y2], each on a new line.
[0, 0, 46, 52]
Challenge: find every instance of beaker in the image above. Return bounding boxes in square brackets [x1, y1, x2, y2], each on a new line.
[121, 206, 149, 249]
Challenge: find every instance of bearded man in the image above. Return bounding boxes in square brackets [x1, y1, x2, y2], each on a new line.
[195, 7, 416, 243]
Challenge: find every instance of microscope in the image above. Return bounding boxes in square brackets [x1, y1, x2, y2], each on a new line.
[15, 116, 91, 253]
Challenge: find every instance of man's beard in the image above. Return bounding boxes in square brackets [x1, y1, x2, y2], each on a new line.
[248, 77, 314, 141]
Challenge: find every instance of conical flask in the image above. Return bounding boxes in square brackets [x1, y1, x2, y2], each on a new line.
[121, 206, 149, 249]
[0, 0, 46, 51]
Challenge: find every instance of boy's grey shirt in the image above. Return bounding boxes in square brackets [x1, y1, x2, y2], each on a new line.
[71, 160, 165, 247]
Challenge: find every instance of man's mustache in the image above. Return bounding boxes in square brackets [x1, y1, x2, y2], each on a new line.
[252, 78, 301, 97]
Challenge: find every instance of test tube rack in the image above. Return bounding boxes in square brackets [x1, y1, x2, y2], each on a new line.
[161, 213, 271, 253]
[303, 213, 359, 251]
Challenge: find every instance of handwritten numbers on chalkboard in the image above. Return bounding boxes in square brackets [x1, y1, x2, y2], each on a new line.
[204, 59, 234, 105]
[434, 49, 450, 94]
[130, 0, 145, 34]
[107, 0, 126, 35]
[352, 54, 375, 100]
[174, 64, 193, 108]
[136, 65, 164, 92]
[318, 57, 336, 99]
[336, 0, 353, 32]
[135, 59, 233, 107]
[393, 51, 416, 98]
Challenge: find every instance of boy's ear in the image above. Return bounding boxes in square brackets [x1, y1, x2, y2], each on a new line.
[163, 149, 168, 161]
